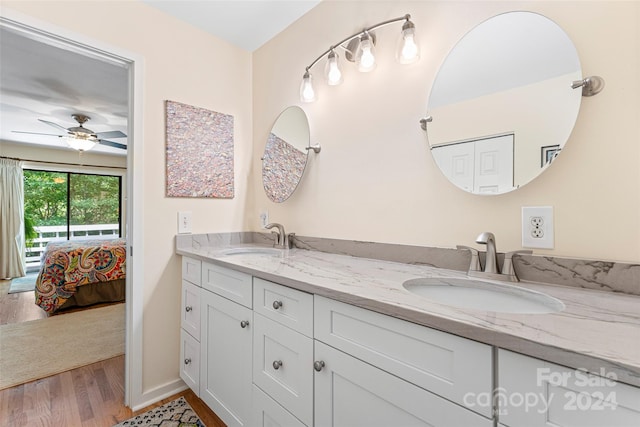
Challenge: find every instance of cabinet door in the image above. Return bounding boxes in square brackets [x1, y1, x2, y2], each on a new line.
[252, 385, 307, 427]
[180, 329, 200, 395]
[200, 290, 253, 427]
[314, 341, 493, 427]
[181, 280, 201, 340]
[253, 314, 313, 426]
[499, 349, 640, 427]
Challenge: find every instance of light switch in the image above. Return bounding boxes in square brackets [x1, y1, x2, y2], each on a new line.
[178, 211, 192, 234]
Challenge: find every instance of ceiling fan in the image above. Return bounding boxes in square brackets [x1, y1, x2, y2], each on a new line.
[13, 113, 127, 152]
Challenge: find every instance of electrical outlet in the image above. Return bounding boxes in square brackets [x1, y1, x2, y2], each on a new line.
[522, 206, 554, 249]
[178, 211, 192, 234]
[259, 209, 269, 228]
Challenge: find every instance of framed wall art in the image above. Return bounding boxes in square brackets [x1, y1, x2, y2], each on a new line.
[165, 100, 234, 198]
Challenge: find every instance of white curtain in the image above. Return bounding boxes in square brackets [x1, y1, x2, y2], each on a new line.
[0, 158, 26, 279]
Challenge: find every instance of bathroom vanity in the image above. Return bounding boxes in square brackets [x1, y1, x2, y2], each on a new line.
[177, 238, 640, 427]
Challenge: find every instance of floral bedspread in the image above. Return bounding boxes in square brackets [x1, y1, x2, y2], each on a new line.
[35, 238, 126, 313]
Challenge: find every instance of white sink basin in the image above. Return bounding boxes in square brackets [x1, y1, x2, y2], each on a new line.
[220, 247, 283, 256]
[403, 277, 564, 314]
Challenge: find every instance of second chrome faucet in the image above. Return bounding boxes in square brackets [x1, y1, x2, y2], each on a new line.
[457, 232, 531, 282]
[265, 222, 295, 249]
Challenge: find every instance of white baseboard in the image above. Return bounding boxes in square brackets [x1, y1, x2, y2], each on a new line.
[131, 378, 188, 411]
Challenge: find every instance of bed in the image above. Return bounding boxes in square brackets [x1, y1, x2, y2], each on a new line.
[34, 238, 126, 314]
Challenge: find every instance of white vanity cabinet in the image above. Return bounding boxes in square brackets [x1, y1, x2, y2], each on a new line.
[252, 278, 314, 427]
[498, 349, 640, 426]
[313, 296, 494, 426]
[179, 257, 202, 395]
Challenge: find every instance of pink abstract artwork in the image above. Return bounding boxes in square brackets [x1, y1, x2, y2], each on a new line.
[165, 100, 234, 198]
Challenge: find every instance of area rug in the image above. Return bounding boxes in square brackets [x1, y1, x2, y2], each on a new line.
[0, 303, 124, 390]
[115, 397, 205, 426]
[8, 272, 39, 294]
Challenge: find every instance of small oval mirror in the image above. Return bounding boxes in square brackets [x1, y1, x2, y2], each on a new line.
[262, 106, 310, 202]
[426, 12, 582, 195]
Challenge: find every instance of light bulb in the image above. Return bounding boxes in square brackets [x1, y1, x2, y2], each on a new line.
[324, 50, 343, 86]
[299, 71, 316, 103]
[357, 34, 376, 72]
[397, 20, 420, 64]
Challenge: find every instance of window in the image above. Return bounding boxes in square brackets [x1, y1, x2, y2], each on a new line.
[23, 170, 122, 269]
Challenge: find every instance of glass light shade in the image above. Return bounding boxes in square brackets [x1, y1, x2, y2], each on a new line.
[66, 135, 97, 151]
[299, 71, 316, 103]
[324, 50, 343, 85]
[397, 22, 419, 64]
[356, 34, 376, 72]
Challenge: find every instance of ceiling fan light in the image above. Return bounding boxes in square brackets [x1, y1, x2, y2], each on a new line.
[66, 135, 97, 151]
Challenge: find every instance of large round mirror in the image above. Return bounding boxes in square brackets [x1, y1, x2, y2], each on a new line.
[262, 106, 310, 202]
[426, 11, 582, 195]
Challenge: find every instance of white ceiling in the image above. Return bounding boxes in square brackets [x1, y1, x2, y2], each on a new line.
[0, 0, 320, 157]
[143, 0, 321, 52]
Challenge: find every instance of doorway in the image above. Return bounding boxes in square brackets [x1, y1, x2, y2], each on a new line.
[0, 13, 144, 407]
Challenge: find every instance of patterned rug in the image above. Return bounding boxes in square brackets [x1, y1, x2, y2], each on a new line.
[115, 397, 205, 426]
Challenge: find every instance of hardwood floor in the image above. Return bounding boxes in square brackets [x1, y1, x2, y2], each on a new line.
[0, 355, 226, 427]
[0, 279, 226, 426]
[0, 278, 46, 325]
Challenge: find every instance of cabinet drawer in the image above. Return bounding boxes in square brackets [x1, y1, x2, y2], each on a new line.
[182, 257, 201, 286]
[253, 278, 313, 337]
[499, 349, 640, 426]
[253, 313, 313, 427]
[181, 280, 201, 340]
[202, 262, 252, 308]
[180, 329, 200, 396]
[314, 295, 493, 417]
[252, 385, 307, 427]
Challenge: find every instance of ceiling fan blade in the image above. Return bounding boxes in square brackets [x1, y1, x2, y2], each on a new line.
[98, 139, 127, 150]
[38, 119, 70, 133]
[12, 130, 63, 137]
[95, 130, 127, 139]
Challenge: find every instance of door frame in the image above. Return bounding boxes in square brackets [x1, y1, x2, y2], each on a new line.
[0, 8, 145, 407]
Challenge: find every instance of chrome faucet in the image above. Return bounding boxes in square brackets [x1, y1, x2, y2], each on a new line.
[476, 232, 498, 274]
[265, 223, 294, 249]
[458, 232, 532, 282]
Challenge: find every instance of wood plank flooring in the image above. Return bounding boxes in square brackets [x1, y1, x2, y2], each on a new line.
[0, 355, 226, 426]
[0, 278, 47, 325]
[0, 279, 226, 426]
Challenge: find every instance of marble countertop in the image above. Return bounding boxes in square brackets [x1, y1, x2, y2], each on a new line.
[176, 244, 640, 387]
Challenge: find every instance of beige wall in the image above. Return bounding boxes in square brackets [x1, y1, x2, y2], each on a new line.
[1, 0, 252, 395]
[252, 0, 640, 263]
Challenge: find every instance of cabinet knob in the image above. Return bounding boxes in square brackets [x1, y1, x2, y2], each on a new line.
[240, 320, 250, 328]
[185, 306, 192, 312]
[272, 300, 283, 310]
[272, 360, 283, 370]
[184, 358, 191, 365]
[313, 360, 325, 372]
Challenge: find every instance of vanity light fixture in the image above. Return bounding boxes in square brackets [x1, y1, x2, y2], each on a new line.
[299, 14, 419, 103]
